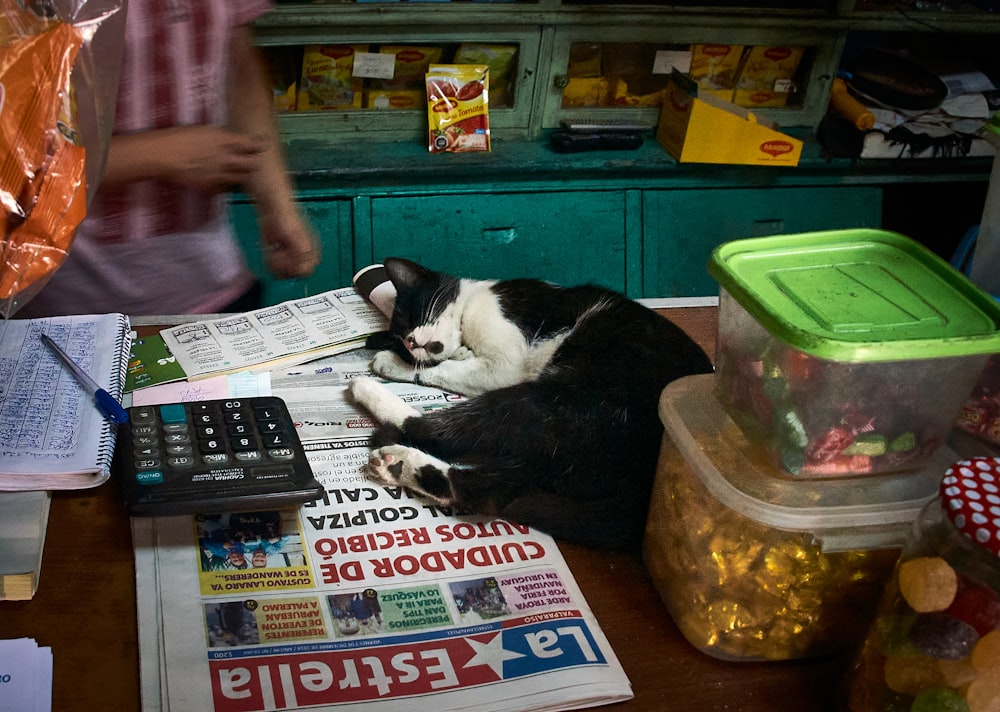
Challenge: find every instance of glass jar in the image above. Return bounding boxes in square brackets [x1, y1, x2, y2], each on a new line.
[845, 457, 1000, 712]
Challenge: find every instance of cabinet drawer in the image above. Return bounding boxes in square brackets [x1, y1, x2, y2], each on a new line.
[231, 197, 353, 306]
[642, 186, 882, 297]
[368, 191, 628, 289]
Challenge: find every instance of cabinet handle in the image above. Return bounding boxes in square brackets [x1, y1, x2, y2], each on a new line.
[553, 74, 569, 89]
[753, 219, 785, 235]
[482, 227, 518, 244]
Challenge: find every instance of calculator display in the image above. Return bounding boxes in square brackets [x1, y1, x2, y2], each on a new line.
[115, 396, 323, 516]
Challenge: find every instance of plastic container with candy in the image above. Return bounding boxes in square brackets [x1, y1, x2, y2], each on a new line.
[956, 355, 1000, 446]
[642, 373, 954, 662]
[845, 458, 1000, 711]
[708, 229, 1000, 478]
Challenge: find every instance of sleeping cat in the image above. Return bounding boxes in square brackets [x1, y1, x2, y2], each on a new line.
[348, 258, 714, 549]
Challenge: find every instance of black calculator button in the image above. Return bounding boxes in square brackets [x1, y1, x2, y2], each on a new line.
[135, 457, 161, 469]
[193, 412, 220, 426]
[132, 424, 157, 436]
[162, 422, 189, 433]
[262, 433, 291, 448]
[231, 435, 257, 450]
[134, 435, 158, 448]
[200, 437, 225, 453]
[224, 410, 248, 424]
[259, 421, 283, 434]
[168, 455, 195, 468]
[166, 444, 193, 456]
[254, 405, 280, 421]
[202, 453, 230, 466]
[134, 445, 160, 458]
[196, 424, 222, 438]
[164, 432, 191, 445]
[228, 422, 252, 436]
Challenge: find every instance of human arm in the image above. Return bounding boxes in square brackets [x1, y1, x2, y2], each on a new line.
[99, 126, 265, 192]
[227, 25, 320, 280]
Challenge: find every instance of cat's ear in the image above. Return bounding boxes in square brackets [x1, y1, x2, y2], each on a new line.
[383, 257, 431, 291]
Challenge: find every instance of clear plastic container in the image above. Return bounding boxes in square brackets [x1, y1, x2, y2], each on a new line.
[643, 374, 956, 661]
[708, 229, 1000, 477]
[957, 355, 1000, 446]
[845, 457, 1000, 711]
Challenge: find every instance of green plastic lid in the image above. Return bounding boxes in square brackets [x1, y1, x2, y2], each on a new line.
[708, 229, 1000, 362]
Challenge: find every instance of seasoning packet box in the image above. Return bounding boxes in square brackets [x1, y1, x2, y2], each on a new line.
[732, 45, 804, 109]
[656, 70, 802, 166]
[297, 44, 365, 111]
[643, 373, 956, 661]
[688, 43, 743, 101]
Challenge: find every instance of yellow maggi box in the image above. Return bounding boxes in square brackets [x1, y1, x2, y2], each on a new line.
[656, 71, 802, 167]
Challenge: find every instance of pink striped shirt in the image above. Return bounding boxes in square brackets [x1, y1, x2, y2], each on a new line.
[23, 0, 273, 317]
[93, 0, 272, 243]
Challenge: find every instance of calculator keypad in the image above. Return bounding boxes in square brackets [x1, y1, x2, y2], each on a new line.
[115, 396, 322, 516]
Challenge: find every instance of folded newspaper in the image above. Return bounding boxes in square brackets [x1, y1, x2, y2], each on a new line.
[133, 351, 633, 712]
[158, 288, 388, 381]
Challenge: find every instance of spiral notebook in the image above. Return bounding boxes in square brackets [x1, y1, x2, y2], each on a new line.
[0, 312, 131, 490]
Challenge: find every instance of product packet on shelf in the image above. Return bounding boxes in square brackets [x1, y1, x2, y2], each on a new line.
[426, 64, 491, 153]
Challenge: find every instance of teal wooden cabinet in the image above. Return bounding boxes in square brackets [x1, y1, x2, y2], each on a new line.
[641, 186, 883, 297]
[364, 190, 631, 290]
[229, 196, 354, 304]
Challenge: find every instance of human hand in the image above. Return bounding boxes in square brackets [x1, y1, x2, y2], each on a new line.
[259, 211, 321, 279]
[156, 126, 266, 192]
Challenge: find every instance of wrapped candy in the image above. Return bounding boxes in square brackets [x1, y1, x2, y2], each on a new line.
[846, 458, 1000, 711]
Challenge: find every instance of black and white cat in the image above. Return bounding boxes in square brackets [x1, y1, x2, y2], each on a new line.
[348, 258, 713, 549]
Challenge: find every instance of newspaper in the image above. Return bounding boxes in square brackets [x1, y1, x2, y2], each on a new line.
[133, 351, 633, 712]
[158, 288, 388, 381]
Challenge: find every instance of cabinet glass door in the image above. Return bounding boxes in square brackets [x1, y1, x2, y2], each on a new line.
[544, 26, 842, 130]
[255, 28, 542, 140]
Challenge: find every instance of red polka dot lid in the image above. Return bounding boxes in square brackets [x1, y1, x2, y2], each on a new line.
[941, 458, 1000, 557]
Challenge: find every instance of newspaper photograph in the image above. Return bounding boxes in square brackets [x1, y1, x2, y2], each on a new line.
[134, 353, 632, 712]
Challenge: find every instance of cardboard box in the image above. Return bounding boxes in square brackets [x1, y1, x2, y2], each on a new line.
[656, 71, 802, 166]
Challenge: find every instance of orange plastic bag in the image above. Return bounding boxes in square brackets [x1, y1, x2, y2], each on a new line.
[0, 1, 124, 318]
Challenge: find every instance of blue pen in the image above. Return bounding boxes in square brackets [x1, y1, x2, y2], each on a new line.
[41, 333, 130, 424]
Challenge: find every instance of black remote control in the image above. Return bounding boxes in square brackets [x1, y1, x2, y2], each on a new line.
[549, 130, 645, 153]
[115, 396, 323, 516]
[559, 119, 653, 133]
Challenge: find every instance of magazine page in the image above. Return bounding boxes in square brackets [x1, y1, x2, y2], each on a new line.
[141, 355, 632, 712]
[158, 289, 387, 380]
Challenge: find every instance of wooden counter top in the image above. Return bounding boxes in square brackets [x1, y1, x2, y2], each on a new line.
[0, 306, 852, 711]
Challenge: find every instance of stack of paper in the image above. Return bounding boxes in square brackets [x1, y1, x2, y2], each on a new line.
[0, 491, 51, 601]
[0, 637, 52, 712]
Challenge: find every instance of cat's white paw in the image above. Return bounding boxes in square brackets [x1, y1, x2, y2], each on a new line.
[348, 377, 419, 426]
[451, 345, 474, 360]
[370, 350, 417, 382]
[368, 445, 454, 504]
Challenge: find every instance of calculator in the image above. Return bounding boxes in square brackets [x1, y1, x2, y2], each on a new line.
[115, 396, 324, 516]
